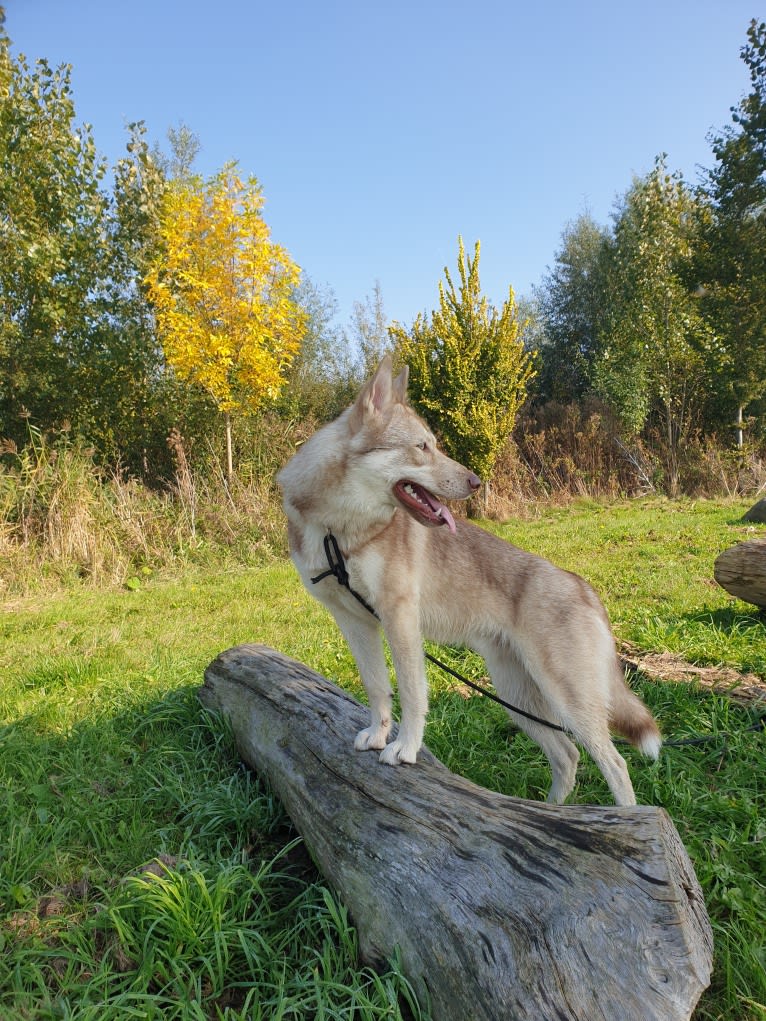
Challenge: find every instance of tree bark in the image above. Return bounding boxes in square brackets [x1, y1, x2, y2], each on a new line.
[714, 537, 766, 607]
[200, 644, 713, 1021]
[224, 410, 233, 484]
[742, 498, 766, 524]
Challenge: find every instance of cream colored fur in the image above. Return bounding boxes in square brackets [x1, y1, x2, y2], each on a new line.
[277, 358, 661, 806]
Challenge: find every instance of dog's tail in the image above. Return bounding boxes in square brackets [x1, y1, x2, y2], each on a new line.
[610, 668, 662, 759]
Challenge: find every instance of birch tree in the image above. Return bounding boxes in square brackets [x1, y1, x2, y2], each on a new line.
[145, 164, 305, 480]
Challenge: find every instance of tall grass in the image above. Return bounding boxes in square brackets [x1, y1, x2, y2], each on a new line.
[0, 425, 291, 597]
[4, 416, 766, 595]
[492, 401, 766, 517]
[0, 682, 422, 1020]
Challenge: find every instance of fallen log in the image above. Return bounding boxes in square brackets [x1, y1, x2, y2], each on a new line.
[742, 497, 766, 523]
[200, 644, 713, 1021]
[714, 537, 766, 608]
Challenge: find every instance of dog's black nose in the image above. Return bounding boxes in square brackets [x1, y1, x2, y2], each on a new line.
[467, 473, 482, 491]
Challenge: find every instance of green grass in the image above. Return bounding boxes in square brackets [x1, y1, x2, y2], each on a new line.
[1, 498, 765, 1019]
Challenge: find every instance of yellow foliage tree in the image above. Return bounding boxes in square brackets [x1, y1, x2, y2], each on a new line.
[145, 163, 305, 479]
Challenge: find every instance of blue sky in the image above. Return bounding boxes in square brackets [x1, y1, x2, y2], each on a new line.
[5, 1, 761, 330]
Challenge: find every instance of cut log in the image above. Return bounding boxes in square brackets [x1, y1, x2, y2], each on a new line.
[200, 644, 713, 1021]
[714, 537, 766, 607]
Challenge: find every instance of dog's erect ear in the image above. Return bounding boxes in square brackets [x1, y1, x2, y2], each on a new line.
[350, 356, 394, 426]
[367, 356, 394, 412]
[392, 363, 409, 404]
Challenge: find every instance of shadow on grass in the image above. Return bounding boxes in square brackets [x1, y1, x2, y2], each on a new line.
[0, 684, 308, 914]
[681, 604, 766, 633]
[0, 680, 429, 1020]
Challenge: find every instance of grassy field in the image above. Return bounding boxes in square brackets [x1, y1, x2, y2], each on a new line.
[1, 498, 765, 1019]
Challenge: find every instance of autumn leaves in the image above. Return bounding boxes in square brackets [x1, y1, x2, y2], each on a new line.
[144, 168, 306, 478]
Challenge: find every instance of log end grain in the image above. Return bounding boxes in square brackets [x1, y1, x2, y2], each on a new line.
[714, 538, 766, 607]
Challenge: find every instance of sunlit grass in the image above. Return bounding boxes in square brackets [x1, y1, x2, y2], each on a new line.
[1, 497, 765, 1018]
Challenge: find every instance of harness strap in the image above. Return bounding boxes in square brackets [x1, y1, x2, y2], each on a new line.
[311, 531, 566, 734]
[312, 534, 380, 618]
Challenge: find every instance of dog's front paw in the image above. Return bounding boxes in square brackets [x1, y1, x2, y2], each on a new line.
[379, 738, 419, 766]
[354, 725, 389, 751]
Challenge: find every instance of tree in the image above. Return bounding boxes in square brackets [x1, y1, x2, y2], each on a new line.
[153, 121, 201, 183]
[0, 30, 178, 474]
[699, 19, 766, 445]
[77, 121, 174, 474]
[145, 165, 306, 481]
[0, 29, 109, 444]
[593, 158, 717, 495]
[350, 280, 390, 378]
[532, 213, 610, 404]
[390, 237, 535, 490]
[278, 277, 357, 422]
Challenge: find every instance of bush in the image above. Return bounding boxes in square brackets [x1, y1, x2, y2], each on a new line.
[507, 401, 766, 508]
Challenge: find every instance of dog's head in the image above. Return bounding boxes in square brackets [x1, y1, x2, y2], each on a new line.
[347, 357, 481, 533]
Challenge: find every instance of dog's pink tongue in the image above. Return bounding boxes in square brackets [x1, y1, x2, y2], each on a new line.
[437, 503, 456, 534]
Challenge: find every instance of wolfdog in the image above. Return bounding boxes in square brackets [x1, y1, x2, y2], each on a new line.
[277, 357, 661, 805]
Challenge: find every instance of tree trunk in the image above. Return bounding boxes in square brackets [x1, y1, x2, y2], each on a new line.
[200, 644, 713, 1021]
[663, 400, 680, 499]
[714, 537, 766, 607]
[479, 478, 490, 516]
[224, 410, 233, 484]
[736, 404, 744, 449]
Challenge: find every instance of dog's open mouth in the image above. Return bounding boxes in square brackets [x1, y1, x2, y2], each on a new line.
[393, 480, 456, 534]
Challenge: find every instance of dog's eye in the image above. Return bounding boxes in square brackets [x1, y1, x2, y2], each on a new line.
[417, 440, 428, 451]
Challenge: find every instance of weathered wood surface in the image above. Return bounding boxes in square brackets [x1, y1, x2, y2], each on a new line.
[200, 644, 713, 1021]
[714, 537, 766, 607]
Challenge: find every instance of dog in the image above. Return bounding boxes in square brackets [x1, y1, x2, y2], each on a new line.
[277, 357, 661, 805]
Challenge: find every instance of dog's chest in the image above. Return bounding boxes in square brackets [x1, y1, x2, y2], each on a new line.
[290, 523, 385, 613]
[288, 520, 334, 574]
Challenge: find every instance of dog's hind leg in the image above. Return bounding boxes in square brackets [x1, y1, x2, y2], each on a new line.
[517, 684, 636, 806]
[530, 666, 637, 805]
[526, 725, 581, 804]
[502, 712, 580, 804]
[542, 661, 639, 805]
[482, 644, 580, 803]
[515, 714, 635, 806]
[572, 727, 636, 807]
[332, 608, 393, 752]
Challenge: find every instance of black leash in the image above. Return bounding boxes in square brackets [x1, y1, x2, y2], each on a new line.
[311, 532, 766, 750]
[662, 722, 765, 748]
